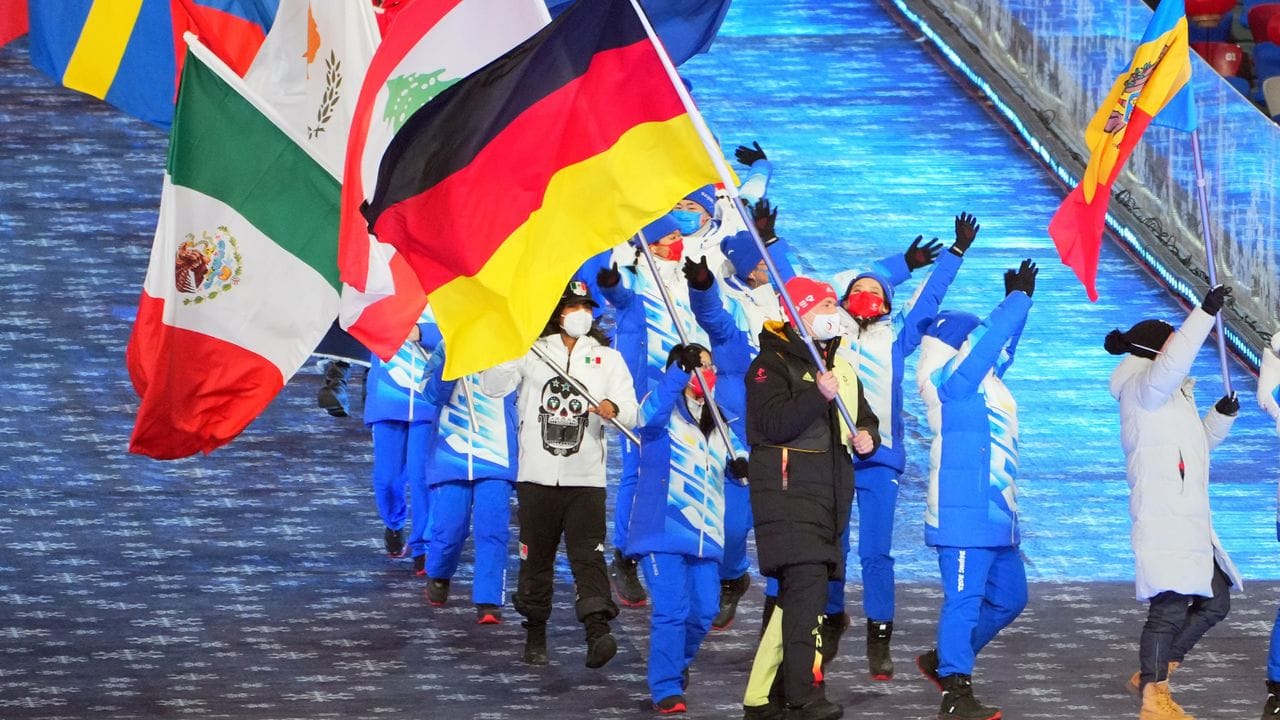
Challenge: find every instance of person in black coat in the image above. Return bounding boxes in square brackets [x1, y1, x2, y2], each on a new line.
[740, 276, 880, 720]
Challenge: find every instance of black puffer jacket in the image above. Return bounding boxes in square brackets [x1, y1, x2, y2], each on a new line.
[745, 322, 880, 579]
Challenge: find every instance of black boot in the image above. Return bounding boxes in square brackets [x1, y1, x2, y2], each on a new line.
[818, 612, 850, 668]
[937, 674, 1000, 719]
[788, 697, 843, 720]
[760, 594, 778, 639]
[522, 621, 548, 665]
[383, 527, 405, 557]
[317, 360, 351, 417]
[916, 648, 942, 691]
[583, 612, 617, 669]
[1265, 680, 1280, 718]
[866, 620, 894, 680]
[608, 550, 647, 607]
[712, 573, 751, 630]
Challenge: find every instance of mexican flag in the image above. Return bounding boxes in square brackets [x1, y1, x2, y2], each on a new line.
[126, 36, 340, 459]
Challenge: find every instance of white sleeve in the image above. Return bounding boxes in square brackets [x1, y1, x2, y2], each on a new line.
[479, 358, 523, 397]
[1202, 406, 1236, 451]
[1130, 308, 1215, 412]
[601, 352, 639, 430]
[1257, 334, 1280, 421]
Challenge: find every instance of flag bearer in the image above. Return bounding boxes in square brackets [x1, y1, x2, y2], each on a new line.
[479, 281, 638, 669]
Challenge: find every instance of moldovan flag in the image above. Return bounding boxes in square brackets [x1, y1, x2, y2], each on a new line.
[127, 37, 340, 459]
[1048, 0, 1195, 301]
[337, 0, 549, 360]
[362, 0, 722, 380]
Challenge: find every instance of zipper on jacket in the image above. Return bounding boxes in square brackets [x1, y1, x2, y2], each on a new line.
[781, 448, 789, 490]
[1177, 450, 1185, 493]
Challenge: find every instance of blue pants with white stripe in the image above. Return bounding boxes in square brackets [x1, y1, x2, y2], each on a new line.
[370, 420, 433, 558]
[425, 478, 513, 607]
[640, 552, 719, 703]
[720, 480, 752, 581]
[935, 545, 1027, 677]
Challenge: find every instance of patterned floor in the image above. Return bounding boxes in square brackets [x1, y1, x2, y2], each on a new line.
[1, 0, 1278, 718]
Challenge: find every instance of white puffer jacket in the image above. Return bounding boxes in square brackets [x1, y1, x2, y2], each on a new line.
[1109, 307, 1240, 601]
[1255, 331, 1280, 540]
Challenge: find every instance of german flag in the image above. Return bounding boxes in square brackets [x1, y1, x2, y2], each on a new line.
[361, 0, 722, 380]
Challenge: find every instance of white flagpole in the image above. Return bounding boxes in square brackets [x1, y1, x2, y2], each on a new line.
[624, 0, 859, 433]
[1189, 130, 1233, 396]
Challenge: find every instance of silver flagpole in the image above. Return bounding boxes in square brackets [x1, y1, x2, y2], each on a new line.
[633, 233, 742, 459]
[1189, 130, 1233, 395]
[529, 344, 642, 447]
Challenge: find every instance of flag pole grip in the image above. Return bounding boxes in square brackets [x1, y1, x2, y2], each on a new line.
[1189, 130, 1233, 396]
[625, 0, 859, 433]
[529, 344, 642, 447]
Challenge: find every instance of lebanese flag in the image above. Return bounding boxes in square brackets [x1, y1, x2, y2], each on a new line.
[337, 0, 548, 360]
[127, 36, 341, 459]
[0, 0, 26, 48]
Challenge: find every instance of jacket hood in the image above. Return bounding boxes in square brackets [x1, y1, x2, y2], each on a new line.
[1109, 354, 1150, 400]
[759, 320, 837, 363]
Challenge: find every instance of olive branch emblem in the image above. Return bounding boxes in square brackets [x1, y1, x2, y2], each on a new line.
[307, 51, 342, 139]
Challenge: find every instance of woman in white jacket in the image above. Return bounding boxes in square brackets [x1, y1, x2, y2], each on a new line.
[1105, 285, 1241, 720]
[1255, 333, 1280, 718]
[479, 280, 638, 670]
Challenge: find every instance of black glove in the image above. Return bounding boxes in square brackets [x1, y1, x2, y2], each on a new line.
[952, 212, 980, 256]
[682, 255, 714, 291]
[734, 141, 767, 166]
[1004, 258, 1038, 297]
[1215, 392, 1239, 416]
[752, 197, 778, 241]
[596, 262, 621, 289]
[904, 235, 943, 271]
[1201, 284, 1230, 315]
[668, 343, 707, 373]
[727, 457, 750, 480]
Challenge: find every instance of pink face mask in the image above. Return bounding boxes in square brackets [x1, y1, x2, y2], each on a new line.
[688, 368, 716, 399]
[845, 291, 886, 319]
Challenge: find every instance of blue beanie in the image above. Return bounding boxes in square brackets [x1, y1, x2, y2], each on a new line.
[843, 271, 894, 309]
[684, 185, 717, 215]
[926, 310, 980, 350]
[639, 214, 680, 243]
[722, 231, 796, 283]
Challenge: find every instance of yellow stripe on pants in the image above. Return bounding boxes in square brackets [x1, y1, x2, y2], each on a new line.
[743, 606, 785, 707]
[62, 0, 144, 99]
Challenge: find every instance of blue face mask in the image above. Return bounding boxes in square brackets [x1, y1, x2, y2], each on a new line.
[671, 209, 704, 236]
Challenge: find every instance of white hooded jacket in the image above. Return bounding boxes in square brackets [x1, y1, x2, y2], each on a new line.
[1109, 307, 1240, 601]
[480, 333, 638, 488]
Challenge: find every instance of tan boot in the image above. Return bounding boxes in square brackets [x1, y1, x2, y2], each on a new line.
[1127, 661, 1181, 696]
[1139, 681, 1194, 720]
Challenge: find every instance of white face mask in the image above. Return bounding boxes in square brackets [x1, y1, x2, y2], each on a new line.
[561, 309, 594, 338]
[808, 311, 842, 341]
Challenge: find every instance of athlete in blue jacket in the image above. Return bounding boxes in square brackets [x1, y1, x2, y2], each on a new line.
[420, 341, 518, 624]
[363, 315, 442, 571]
[598, 214, 710, 607]
[832, 214, 977, 680]
[914, 260, 1036, 720]
[630, 342, 748, 714]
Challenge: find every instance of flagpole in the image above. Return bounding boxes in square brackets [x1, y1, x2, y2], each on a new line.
[625, 0, 859, 434]
[634, 233, 743, 460]
[529, 344, 642, 447]
[1189, 130, 1233, 396]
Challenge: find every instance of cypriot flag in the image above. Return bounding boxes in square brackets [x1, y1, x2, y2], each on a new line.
[126, 35, 341, 459]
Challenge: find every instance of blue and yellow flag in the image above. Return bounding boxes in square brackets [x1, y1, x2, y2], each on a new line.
[28, 1, 178, 128]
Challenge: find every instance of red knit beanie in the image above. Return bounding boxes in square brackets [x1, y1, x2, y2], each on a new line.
[784, 276, 836, 323]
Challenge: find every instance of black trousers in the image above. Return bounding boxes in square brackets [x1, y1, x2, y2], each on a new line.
[778, 562, 830, 708]
[513, 482, 618, 625]
[1139, 562, 1231, 686]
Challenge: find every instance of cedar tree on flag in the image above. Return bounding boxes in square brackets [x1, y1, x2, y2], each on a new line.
[362, 0, 722, 380]
[336, 0, 549, 361]
[1048, 0, 1195, 301]
[127, 37, 341, 459]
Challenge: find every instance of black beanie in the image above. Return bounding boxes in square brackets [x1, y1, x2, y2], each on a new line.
[1104, 319, 1175, 360]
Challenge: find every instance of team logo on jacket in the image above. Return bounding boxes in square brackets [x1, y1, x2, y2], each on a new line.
[174, 226, 242, 305]
[538, 376, 588, 456]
